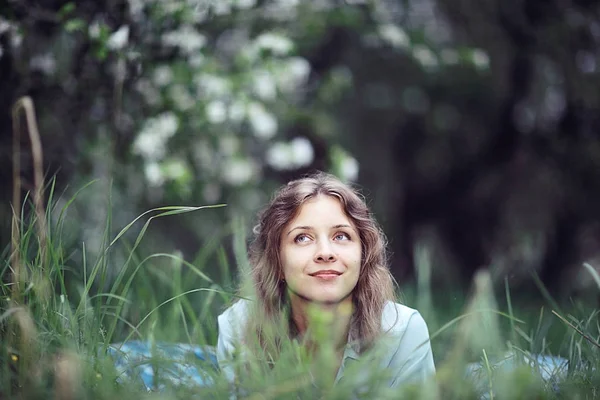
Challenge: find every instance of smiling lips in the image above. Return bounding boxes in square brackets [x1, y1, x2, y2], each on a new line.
[310, 270, 342, 279]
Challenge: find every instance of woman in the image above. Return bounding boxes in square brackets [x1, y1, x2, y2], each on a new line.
[216, 172, 435, 391]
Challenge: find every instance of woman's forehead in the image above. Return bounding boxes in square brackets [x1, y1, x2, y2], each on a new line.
[286, 195, 355, 228]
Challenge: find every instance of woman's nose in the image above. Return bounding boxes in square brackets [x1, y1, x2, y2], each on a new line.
[314, 240, 336, 262]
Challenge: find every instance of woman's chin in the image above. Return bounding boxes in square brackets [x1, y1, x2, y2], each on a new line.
[309, 294, 352, 306]
[288, 288, 354, 306]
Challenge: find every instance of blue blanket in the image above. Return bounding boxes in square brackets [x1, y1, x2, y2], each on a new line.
[107, 341, 219, 391]
[106, 340, 569, 395]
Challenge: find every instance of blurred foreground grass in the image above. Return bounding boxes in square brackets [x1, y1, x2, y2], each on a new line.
[1, 183, 599, 400]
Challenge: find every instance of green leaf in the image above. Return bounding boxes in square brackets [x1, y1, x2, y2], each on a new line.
[64, 18, 86, 33]
[58, 2, 76, 19]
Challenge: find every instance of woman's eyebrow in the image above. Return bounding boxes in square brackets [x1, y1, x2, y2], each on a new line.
[287, 224, 354, 236]
[287, 225, 312, 236]
[332, 224, 352, 230]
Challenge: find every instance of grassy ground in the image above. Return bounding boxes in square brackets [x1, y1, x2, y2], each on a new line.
[1, 185, 599, 399]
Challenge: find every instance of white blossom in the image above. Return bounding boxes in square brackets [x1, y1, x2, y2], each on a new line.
[413, 45, 438, 69]
[195, 73, 230, 97]
[212, 1, 232, 15]
[162, 25, 206, 55]
[254, 32, 293, 55]
[127, 0, 145, 20]
[206, 100, 228, 123]
[378, 24, 410, 49]
[542, 86, 566, 120]
[222, 158, 256, 186]
[133, 112, 179, 160]
[252, 70, 278, 100]
[89, 21, 101, 39]
[153, 66, 174, 86]
[144, 162, 165, 186]
[266, 142, 291, 170]
[240, 44, 259, 62]
[189, 0, 210, 23]
[471, 49, 490, 70]
[162, 1, 186, 14]
[265, 0, 299, 19]
[266, 137, 313, 170]
[576, 51, 596, 74]
[247, 102, 278, 139]
[290, 137, 314, 167]
[0, 17, 12, 34]
[276, 57, 311, 92]
[228, 100, 246, 122]
[153, 112, 179, 138]
[135, 79, 161, 106]
[340, 155, 359, 182]
[169, 84, 195, 111]
[134, 133, 162, 159]
[287, 57, 311, 81]
[235, 0, 256, 9]
[107, 25, 129, 50]
[10, 28, 23, 49]
[29, 53, 57, 75]
[189, 53, 205, 68]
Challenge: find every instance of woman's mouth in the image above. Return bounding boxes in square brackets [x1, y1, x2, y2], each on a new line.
[310, 270, 342, 280]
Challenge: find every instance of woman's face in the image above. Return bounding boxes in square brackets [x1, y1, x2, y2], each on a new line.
[279, 195, 362, 307]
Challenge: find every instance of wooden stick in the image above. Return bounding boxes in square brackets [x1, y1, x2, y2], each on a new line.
[11, 96, 46, 301]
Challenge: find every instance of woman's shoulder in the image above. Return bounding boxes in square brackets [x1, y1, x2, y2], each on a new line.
[217, 298, 252, 333]
[380, 301, 429, 337]
[219, 298, 252, 318]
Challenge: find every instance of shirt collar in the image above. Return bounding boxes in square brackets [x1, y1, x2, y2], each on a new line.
[344, 342, 360, 360]
[345, 316, 361, 359]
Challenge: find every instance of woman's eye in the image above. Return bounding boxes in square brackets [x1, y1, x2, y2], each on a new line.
[334, 233, 350, 241]
[294, 234, 310, 243]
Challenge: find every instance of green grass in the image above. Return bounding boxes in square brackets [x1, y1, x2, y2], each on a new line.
[1, 183, 599, 399]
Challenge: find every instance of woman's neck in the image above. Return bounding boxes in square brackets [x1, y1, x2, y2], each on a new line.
[289, 295, 354, 350]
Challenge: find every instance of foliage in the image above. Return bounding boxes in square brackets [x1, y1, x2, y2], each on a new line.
[0, 0, 532, 293]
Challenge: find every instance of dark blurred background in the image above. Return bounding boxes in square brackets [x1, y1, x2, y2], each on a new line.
[2, 0, 600, 307]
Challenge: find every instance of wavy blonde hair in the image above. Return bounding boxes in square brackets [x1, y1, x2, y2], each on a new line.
[243, 171, 396, 357]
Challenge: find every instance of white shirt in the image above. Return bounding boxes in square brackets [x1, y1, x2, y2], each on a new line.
[216, 299, 436, 389]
